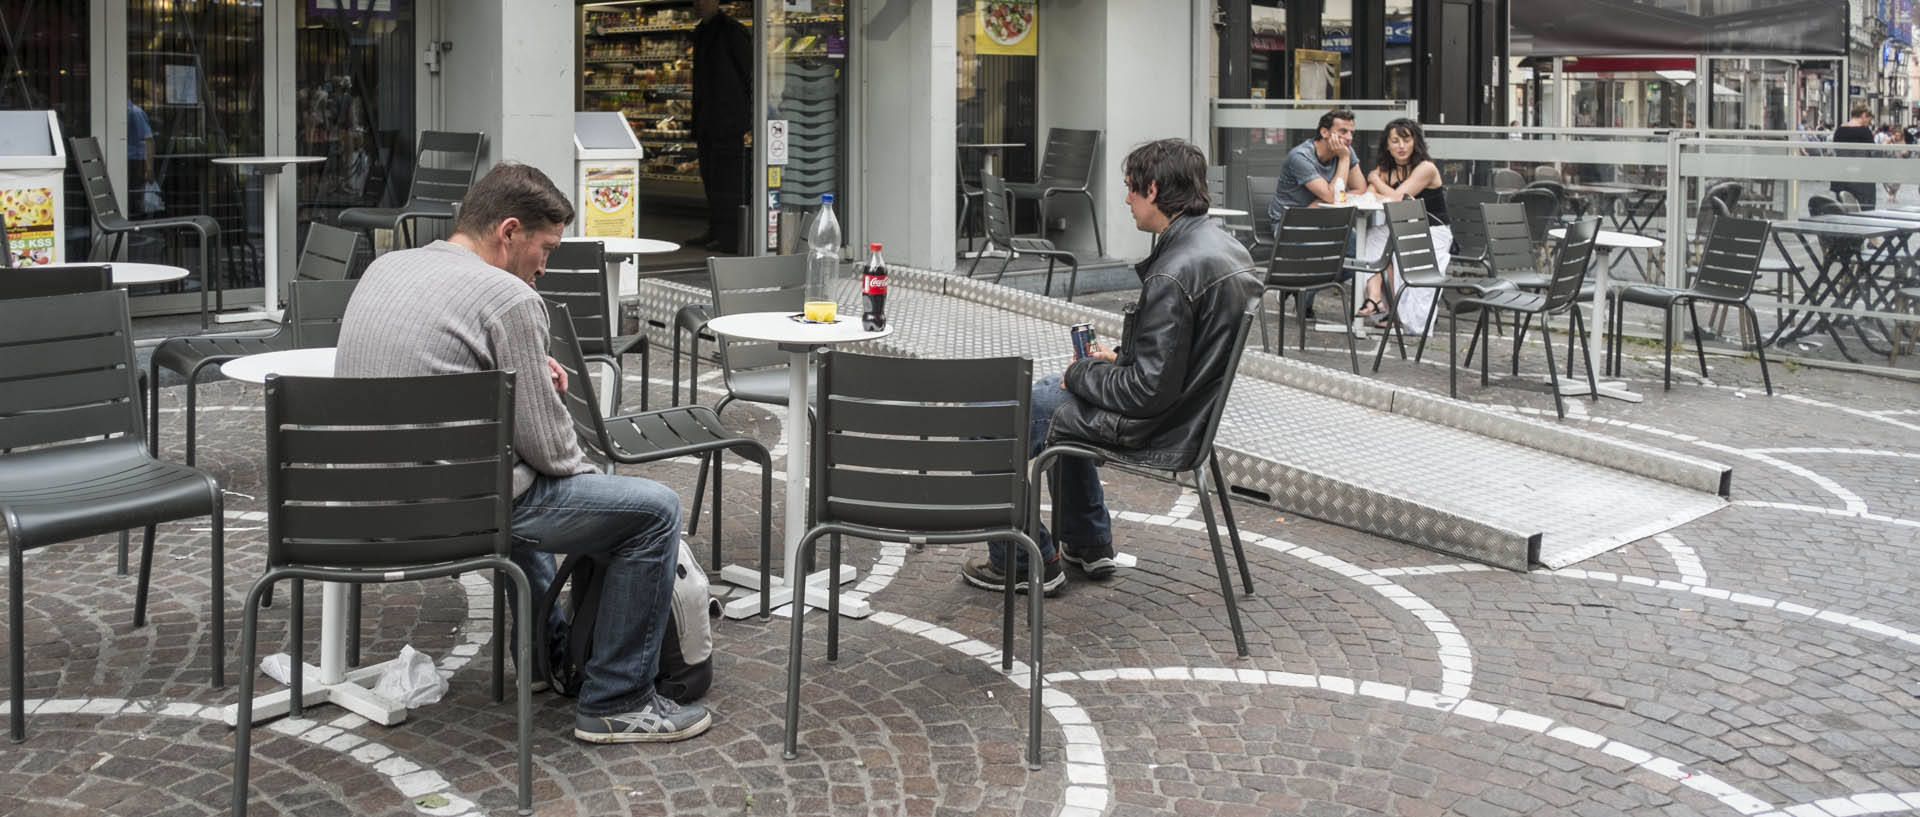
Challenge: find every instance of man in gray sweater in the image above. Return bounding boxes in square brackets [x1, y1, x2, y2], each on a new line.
[335, 163, 709, 743]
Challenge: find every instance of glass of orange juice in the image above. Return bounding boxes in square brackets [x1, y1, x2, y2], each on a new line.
[803, 300, 838, 323]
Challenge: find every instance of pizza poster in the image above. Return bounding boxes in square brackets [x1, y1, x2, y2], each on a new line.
[975, 0, 1037, 57]
[0, 184, 58, 266]
[581, 165, 638, 239]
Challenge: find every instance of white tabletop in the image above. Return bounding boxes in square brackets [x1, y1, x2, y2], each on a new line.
[212, 155, 326, 167]
[1341, 194, 1384, 211]
[1547, 227, 1663, 249]
[1207, 207, 1249, 218]
[563, 235, 680, 256]
[706, 311, 894, 346]
[221, 347, 338, 384]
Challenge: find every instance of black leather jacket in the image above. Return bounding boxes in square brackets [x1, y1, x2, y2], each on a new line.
[1051, 215, 1262, 469]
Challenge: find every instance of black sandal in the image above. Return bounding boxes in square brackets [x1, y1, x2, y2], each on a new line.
[1355, 298, 1385, 318]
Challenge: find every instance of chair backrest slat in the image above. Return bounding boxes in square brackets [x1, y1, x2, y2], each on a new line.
[69, 137, 130, 228]
[288, 279, 358, 348]
[1694, 216, 1770, 296]
[0, 265, 112, 299]
[1266, 205, 1351, 287]
[1543, 218, 1600, 311]
[813, 351, 1031, 534]
[1445, 188, 1499, 263]
[266, 370, 514, 569]
[1481, 203, 1537, 279]
[543, 301, 616, 462]
[1509, 187, 1559, 243]
[536, 241, 615, 355]
[405, 131, 485, 207]
[1038, 128, 1100, 186]
[1246, 175, 1279, 248]
[1385, 199, 1444, 286]
[296, 223, 361, 282]
[0, 290, 141, 448]
[708, 254, 809, 386]
[1184, 306, 1258, 462]
[980, 170, 1016, 246]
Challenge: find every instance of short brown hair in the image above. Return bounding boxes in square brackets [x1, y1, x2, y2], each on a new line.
[1318, 108, 1356, 137]
[1851, 105, 1873, 120]
[1122, 138, 1210, 219]
[453, 162, 575, 237]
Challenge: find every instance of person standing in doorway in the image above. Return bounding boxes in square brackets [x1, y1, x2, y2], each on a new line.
[690, 0, 751, 254]
[1830, 105, 1877, 208]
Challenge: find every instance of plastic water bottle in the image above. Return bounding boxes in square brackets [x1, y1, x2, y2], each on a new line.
[1333, 176, 1347, 205]
[804, 194, 841, 323]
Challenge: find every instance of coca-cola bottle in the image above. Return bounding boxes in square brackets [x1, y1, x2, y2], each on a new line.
[861, 242, 888, 331]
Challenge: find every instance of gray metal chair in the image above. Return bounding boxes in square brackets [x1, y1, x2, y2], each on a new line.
[706, 253, 810, 418]
[1448, 217, 1602, 419]
[1373, 199, 1516, 371]
[1031, 307, 1259, 658]
[783, 351, 1046, 769]
[1260, 205, 1357, 372]
[70, 136, 220, 328]
[1491, 167, 1525, 194]
[231, 370, 531, 817]
[148, 278, 360, 466]
[1609, 216, 1774, 395]
[293, 223, 360, 282]
[0, 264, 111, 297]
[1005, 127, 1104, 256]
[534, 240, 651, 411]
[1245, 175, 1279, 265]
[546, 301, 774, 616]
[338, 130, 484, 257]
[970, 170, 1081, 301]
[0, 290, 225, 742]
[1444, 188, 1501, 273]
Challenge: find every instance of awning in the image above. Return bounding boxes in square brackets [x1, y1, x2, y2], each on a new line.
[1514, 0, 1847, 58]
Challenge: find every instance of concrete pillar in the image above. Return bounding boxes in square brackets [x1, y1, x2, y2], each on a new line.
[856, 0, 958, 271]
[441, 0, 575, 189]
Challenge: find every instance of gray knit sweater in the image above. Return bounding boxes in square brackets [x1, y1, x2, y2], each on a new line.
[335, 240, 595, 497]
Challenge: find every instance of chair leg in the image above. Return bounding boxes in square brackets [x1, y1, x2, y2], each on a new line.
[348, 585, 361, 668]
[757, 449, 774, 619]
[491, 573, 506, 703]
[1064, 258, 1080, 303]
[1340, 285, 1359, 374]
[1461, 312, 1482, 370]
[1193, 464, 1249, 658]
[1274, 293, 1289, 358]
[710, 455, 725, 577]
[1448, 307, 1460, 399]
[289, 579, 305, 717]
[992, 252, 1016, 285]
[10, 538, 24, 742]
[1208, 452, 1253, 595]
[826, 533, 841, 662]
[1662, 303, 1675, 391]
[133, 525, 157, 627]
[1745, 305, 1774, 396]
[503, 564, 535, 816]
[1258, 291, 1273, 354]
[231, 575, 276, 815]
[149, 360, 164, 459]
[689, 456, 711, 536]
[1042, 257, 1055, 297]
[185, 377, 201, 467]
[1081, 191, 1104, 257]
[1687, 301, 1710, 380]
[783, 530, 827, 761]
[1541, 316, 1567, 419]
[1017, 531, 1045, 770]
[1479, 313, 1492, 388]
[1572, 307, 1598, 400]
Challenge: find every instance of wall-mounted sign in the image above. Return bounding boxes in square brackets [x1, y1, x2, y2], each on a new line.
[580, 165, 638, 239]
[975, 1, 1037, 57]
[768, 119, 790, 166]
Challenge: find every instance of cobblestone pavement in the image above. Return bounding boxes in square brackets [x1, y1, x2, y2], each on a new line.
[2, 300, 1916, 817]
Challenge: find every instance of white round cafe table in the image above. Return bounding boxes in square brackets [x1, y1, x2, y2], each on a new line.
[219, 347, 337, 383]
[1207, 207, 1249, 218]
[703, 310, 892, 619]
[1547, 227, 1663, 404]
[561, 235, 680, 256]
[211, 156, 325, 324]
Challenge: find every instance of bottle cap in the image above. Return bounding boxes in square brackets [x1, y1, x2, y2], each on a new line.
[869, 242, 882, 251]
[821, 193, 835, 204]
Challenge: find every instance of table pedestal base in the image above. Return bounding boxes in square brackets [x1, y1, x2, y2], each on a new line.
[221, 659, 410, 727]
[1556, 379, 1644, 402]
[719, 564, 866, 619]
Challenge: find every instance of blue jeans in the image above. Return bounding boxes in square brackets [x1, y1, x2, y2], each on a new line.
[509, 472, 680, 717]
[989, 376, 1112, 571]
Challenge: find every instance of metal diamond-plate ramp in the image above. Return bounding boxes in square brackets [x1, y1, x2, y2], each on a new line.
[626, 266, 1730, 571]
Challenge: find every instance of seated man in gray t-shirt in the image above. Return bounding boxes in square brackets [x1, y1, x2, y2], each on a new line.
[1268, 108, 1367, 225]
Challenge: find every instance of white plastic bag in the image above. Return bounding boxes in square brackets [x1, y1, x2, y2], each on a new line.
[371, 645, 448, 709]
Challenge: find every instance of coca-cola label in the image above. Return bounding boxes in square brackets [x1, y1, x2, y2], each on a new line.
[862, 273, 888, 295]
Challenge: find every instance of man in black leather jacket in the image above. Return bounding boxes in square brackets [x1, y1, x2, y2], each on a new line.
[963, 139, 1262, 596]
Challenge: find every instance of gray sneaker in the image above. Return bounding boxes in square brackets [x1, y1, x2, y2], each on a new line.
[574, 692, 713, 744]
[1061, 542, 1118, 579]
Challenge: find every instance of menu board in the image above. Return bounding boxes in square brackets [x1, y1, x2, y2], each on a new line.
[0, 182, 57, 266]
[581, 164, 639, 239]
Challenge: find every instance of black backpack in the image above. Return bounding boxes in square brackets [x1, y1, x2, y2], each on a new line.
[534, 541, 714, 704]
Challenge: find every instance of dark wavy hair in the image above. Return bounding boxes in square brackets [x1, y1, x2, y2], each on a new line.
[1122, 138, 1211, 219]
[1372, 118, 1433, 186]
[453, 162, 576, 237]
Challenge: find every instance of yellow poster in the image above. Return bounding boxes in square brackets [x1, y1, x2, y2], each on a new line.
[581, 165, 638, 239]
[975, 0, 1037, 57]
[0, 186, 57, 266]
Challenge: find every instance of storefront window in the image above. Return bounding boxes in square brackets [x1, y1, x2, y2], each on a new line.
[956, 3, 1038, 191]
[767, 0, 848, 251]
[1384, 0, 1412, 100]
[1250, 2, 1287, 99]
[127, 0, 263, 305]
[297, 0, 416, 241]
[0, 2, 91, 262]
